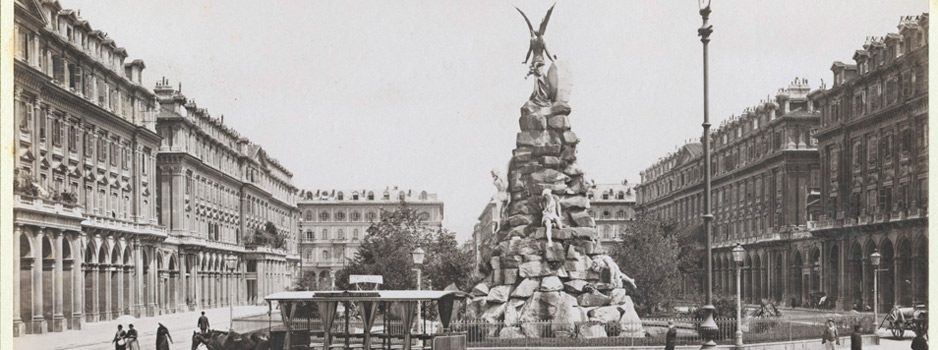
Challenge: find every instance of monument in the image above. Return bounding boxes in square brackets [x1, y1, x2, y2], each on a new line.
[465, 5, 645, 339]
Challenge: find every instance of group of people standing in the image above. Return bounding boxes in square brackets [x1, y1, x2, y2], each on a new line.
[112, 323, 174, 350]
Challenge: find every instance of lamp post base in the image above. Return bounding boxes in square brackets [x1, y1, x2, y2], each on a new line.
[735, 330, 744, 348]
[699, 304, 719, 350]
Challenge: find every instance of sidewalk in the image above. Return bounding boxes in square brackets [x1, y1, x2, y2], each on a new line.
[13, 305, 270, 350]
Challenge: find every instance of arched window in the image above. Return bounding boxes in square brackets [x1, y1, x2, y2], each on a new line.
[367, 191, 375, 200]
[319, 211, 330, 221]
[352, 192, 360, 200]
[617, 191, 625, 199]
[321, 228, 329, 240]
[420, 191, 428, 200]
[602, 210, 611, 219]
[418, 211, 430, 221]
[398, 192, 405, 200]
[322, 250, 330, 261]
[337, 229, 345, 240]
[602, 193, 610, 200]
[306, 230, 313, 241]
[365, 211, 376, 221]
[337, 192, 344, 200]
[351, 211, 361, 221]
[335, 211, 346, 221]
[617, 210, 626, 219]
[352, 229, 360, 240]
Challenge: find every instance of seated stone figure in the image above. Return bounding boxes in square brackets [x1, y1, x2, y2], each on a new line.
[540, 189, 563, 247]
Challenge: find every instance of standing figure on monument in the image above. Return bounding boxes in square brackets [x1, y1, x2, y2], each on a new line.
[491, 170, 510, 232]
[516, 4, 556, 106]
[540, 189, 563, 247]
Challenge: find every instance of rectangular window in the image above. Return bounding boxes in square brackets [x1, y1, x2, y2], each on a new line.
[110, 139, 118, 166]
[38, 108, 46, 141]
[83, 132, 93, 155]
[97, 134, 107, 161]
[17, 99, 32, 131]
[52, 117, 62, 146]
[68, 123, 77, 151]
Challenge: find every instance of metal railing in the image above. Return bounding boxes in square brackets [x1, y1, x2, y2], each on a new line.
[448, 314, 875, 347]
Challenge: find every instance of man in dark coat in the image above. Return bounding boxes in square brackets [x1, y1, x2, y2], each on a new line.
[911, 329, 928, 350]
[664, 320, 677, 350]
[198, 311, 210, 334]
[850, 324, 863, 350]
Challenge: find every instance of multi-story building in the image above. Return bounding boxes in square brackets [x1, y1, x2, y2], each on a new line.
[296, 187, 444, 288]
[637, 78, 822, 304]
[11, 0, 302, 336]
[154, 80, 300, 309]
[587, 182, 638, 250]
[12, 0, 162, 334]
[808, 14, 928, 312]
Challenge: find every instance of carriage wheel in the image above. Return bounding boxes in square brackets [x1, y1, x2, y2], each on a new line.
[891, 323, 904, 338]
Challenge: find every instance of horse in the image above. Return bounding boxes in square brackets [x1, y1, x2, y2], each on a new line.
[192, 329, 270, 350]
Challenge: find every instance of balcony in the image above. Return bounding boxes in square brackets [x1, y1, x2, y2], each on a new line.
[13, 194, 85, 223]
[84, 214, 167, 238]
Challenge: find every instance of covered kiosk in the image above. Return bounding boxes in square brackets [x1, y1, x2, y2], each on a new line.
[264, 290, 468, 350]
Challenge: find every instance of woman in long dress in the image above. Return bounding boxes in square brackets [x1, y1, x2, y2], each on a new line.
[112, 325, 127, 350]
[124, 324, 140, 350]
[156, 323, 173, 350]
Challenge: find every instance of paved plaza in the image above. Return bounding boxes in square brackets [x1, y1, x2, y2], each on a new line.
[13, 306, 269, 350]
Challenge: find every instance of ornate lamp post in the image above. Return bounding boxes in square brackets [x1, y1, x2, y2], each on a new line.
[732, 243, 746, 347]
[697, 0, 719, 348]
[870, 250, 881, 330]
[412, 246, 426, 333]
[225, 255, 239, 331]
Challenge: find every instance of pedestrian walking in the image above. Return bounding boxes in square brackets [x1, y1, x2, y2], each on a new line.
[157, 323, 173, 350]
[822, 318, 840, 350]
[124, 324, 140, 350]
[850, 324, 862, 350]
[664, 320, 677, 350]
[113, 325, 127, 350]
[198, 311, 210, 333]
[911, 329, 928, 350]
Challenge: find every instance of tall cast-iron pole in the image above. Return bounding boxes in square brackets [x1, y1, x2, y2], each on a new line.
[697, 1, 719, 348]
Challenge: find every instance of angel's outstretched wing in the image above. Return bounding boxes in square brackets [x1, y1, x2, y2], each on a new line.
[515, 7, 535, 36]
[539, 3, 556, 35]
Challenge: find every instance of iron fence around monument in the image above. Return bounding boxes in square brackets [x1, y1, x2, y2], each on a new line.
[451, 314, 876, 347]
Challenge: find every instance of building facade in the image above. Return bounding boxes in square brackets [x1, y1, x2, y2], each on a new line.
[637, 78, 822, 304]
[587, 182, 638, 250]
[11, 0, 300, 336]
[296, 188, 444, 288]
[12, 0, 162, 335]
[808, 14, 928, 311]
[154, 80, 300, 309]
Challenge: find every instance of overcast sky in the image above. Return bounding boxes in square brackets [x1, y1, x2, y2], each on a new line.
[66, 0, 927, 242]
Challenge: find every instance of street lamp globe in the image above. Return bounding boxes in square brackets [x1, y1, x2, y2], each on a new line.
[412, 246, 425, 265]
[732, 243, 745, 264]
[870, 250, 881, 267]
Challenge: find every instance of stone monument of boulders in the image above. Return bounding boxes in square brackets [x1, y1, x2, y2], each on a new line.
[465, 5, 644, 339]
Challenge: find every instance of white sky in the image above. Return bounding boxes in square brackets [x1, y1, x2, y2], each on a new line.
[65, 0, 927, 242]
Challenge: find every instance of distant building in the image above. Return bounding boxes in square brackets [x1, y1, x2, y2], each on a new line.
[637, 78, 822, 302]
[296, 187, 444, 288]
[808, 14, 928, 311]
[587, 182, 638, 251]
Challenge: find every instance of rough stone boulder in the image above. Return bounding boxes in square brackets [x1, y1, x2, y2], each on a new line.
[577, 290, 612, 307]
[588, 306, 622, 324]
[540, 276, 563, 292]
[577, 322, 608, 338]
[488, 285, 512, 303]
[511, 278, 540, 299]
[617, 296, 645, 338]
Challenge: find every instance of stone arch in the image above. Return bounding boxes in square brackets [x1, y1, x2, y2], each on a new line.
[828, 244, 840, 306]
[744, 255, 753, 302]
[111, 244, 120, 265]
[879, 238, 895, 311]
[912, 235, 927, 303]
[752, 253, 763, 302]
[895, 237, 913, 306]
[774, 253, 783, 302]
[808, 247, 821, 299]
[790, 250, 804, 307]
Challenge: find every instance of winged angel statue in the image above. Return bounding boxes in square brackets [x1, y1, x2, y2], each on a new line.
[516, 4, 556, 106]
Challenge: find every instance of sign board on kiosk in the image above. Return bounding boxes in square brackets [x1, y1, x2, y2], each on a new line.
[350, 275, 383, 290]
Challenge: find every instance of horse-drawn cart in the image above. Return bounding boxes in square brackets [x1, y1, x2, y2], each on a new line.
[880, 304, 927, 337]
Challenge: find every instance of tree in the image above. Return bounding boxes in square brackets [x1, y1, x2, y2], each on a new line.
[336, 201, 436, 291]
[610, 216, 682, 316]
[336, 201, 475, 293]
